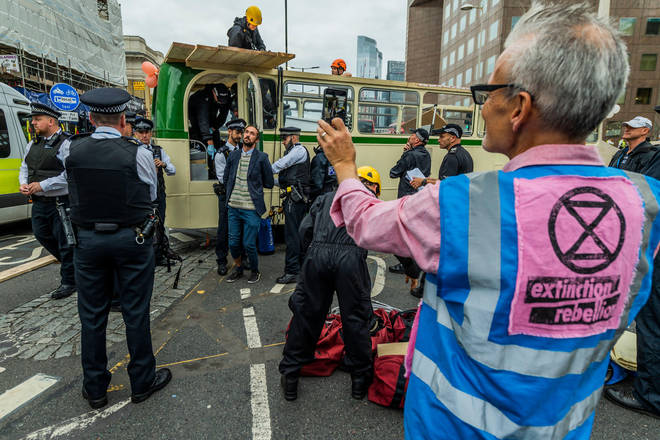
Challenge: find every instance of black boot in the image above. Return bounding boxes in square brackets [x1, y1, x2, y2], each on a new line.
[351, 371, 373, 400]
[281, 374, 299, 401]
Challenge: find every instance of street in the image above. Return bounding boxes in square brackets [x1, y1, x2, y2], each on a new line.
[0, 224, 658, 439]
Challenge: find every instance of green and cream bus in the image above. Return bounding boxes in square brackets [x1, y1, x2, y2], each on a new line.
[153, 43, 615, 229]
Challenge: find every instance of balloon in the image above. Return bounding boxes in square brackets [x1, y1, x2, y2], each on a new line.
[141, 61, 158, 76]
[145, 74, 158, 88]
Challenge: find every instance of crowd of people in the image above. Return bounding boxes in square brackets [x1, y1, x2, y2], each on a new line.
[15, 2, 660, 438]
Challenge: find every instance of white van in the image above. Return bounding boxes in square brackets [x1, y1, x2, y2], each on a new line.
[0, 82, 33, 225]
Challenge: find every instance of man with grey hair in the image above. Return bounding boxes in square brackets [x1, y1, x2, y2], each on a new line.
[315, 2, 660, 438]
[608, 116, 655, 171]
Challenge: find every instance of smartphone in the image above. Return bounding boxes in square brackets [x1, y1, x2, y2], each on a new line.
[322, 88, 348, 125]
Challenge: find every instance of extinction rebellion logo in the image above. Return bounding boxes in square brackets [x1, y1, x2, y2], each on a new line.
[526, 187, 625, 327]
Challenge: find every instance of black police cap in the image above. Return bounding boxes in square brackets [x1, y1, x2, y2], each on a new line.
[134, 117, 154, 131]
[655, 105, 660, 114]
[125, 111, 137, 125]
[30, 102, 61, 119]
[414, 128, 429, 143]
[279, 126, 301, 135]
[226, 118, 247, 130]
[80, 87, 131, 114]
[432, 124, 463, 138]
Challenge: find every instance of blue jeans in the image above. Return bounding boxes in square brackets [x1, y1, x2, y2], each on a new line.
[228, 207, 260, 272]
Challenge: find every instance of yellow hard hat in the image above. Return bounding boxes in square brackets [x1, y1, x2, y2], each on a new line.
[246, 6, 262, 26]
[357, 166, 381, 196]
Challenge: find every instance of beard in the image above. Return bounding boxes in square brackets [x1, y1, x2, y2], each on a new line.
[243, 137, 255, 147]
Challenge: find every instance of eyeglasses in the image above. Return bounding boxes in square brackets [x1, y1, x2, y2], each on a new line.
[470, 84, 527, 105]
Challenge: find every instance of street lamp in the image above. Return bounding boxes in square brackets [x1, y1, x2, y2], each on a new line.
[289, 66, 320, 73]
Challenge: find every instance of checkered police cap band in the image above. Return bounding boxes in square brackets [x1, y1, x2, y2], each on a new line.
[445, 127, 460, 137]
[30, 103, 61, 119]
[87, 102, 128, 114]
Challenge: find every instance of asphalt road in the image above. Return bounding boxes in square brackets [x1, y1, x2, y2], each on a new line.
[0, 226, 658, 439]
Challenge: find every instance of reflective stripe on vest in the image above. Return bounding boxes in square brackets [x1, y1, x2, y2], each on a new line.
[405, 167, 660, 440]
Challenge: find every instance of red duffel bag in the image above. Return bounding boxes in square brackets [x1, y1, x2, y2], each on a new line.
[368, 352, 408, 409]
[297, 314, 344, 377]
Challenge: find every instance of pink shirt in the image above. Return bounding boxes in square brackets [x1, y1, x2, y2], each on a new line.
[330, 144, 605, 275]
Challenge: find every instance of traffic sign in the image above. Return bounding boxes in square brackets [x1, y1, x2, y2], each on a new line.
[49, 83, 79, 111]
[59, 111, 79, 122]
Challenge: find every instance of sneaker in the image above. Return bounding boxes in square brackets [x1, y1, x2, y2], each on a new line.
[247, 271, 261, 284]
[225, 268, 243, 283]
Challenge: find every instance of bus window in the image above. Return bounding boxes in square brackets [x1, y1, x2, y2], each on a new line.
[401, 107, 418, 134]
[357, 105, 398, 134]
[359, 89, 418, 106]
[443, 110, 473, 136]
[422, 91, 474, 134]
[284, 81, 354, 132]
[260, 78, 277, 129]
[0, 110, 9, 158]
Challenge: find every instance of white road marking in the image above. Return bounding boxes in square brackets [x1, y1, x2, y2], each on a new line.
[269, 284, 285, 294]
[242, 307, 262, 349]
[368, 256, 386, 298]
[169, 232, 194, 242]
[0, 366, 6, 373]
[250, 364, 271, 440]
[0, 373, 59, 421]
[20, 398, 131, 440]
[239, 291, 271, 440]
[0, 246, 44, 265]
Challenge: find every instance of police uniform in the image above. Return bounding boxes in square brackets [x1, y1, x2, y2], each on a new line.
[214, 118, 245, 274]
[66, 88, 171, 409]
[272, 127, 311, 284]
[134, 118, 176, 225]
[18, 103, 76, 299]
[434, 124, 474, 180]
[309, 146, 337, 202]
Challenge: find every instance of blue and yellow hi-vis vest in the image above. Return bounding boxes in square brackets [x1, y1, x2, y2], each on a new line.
[405, 165, 660, 439]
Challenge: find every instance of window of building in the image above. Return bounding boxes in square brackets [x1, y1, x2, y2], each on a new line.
[492, 0, 500, 6]
[486, 55, 496, 75]
[458, 44, 465, 61]
[469, 8, 476, 25]
[618, 17, 635, 36]
[0, 109, 9, 158]
[512, 16, 520, 30]
[448, 78, 455, 87]
[463, 98, 471, 107]
[450, 50, 456, 65]
[641, 54, 658, 71]
[442, 56, 448, 71]
[489, 20, 499, 41]
[445, 2, 451, 19]
[460, 15, 467, 33]
[467, 37, 474, 55]
[478, 29, 486, 47]
[451, 22, 457, 39]
[465, 67, 472, 85]
[646, 18, 660, 35]
[476, 61, 483, 81]
[453, 0, 459, 12]
[443, 30, 449, 45]
[635, 88, 653, 104]
[457, 73, 463, 87]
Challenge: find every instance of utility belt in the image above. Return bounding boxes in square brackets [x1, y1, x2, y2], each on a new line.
[30, 194, 63, 203]
[76, 222, 140, 232]
[75, 211, 158, 245]
[280, 183, 308, 204]
[213, 182, 226, 196]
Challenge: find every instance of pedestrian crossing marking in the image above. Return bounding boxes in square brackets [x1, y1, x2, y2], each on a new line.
[0, 373, 58, 420]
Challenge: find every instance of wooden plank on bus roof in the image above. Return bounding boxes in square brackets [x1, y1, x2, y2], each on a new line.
[184, 45, 294, 70]
[164, 42, 195, 63]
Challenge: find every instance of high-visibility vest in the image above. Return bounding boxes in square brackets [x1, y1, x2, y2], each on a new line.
[404, 165, 660, 439]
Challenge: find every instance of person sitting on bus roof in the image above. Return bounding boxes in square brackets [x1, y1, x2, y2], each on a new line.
[228, 6, 266, 51]
[330, 59, 352, 77]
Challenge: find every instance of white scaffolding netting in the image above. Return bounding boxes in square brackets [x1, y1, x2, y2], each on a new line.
[0, 0, 126, 85]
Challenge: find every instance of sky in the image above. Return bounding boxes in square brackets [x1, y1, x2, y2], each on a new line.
[121, 0, 408, 76]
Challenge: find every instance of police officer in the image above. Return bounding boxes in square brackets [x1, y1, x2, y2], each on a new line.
[18, 102, 75, 299]
[124, 111, 137, 137]
[227, 6, 266, 51]
[280, 166, 380, 402]
[309, 145, 337, 202]
[66, 88, 171, 409]
[214, 118, 246, 275]
[409, 123, 473, 298]
[388, 127, 431, 275]
[272, 127, 311, 284]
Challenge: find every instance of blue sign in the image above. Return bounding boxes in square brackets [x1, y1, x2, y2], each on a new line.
[49, 83, 79, 111]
